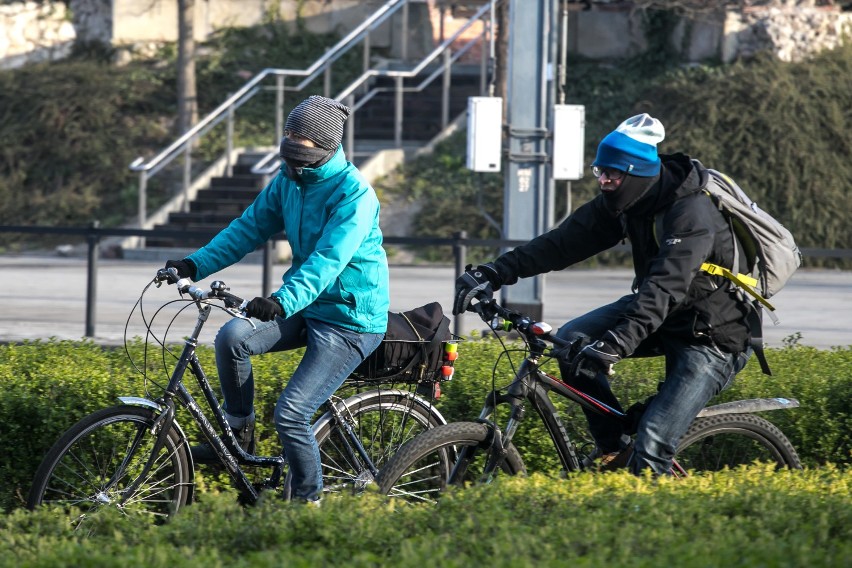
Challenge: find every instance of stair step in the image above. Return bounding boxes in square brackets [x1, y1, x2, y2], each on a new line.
[195, 187, 263, 201]
[167, 211, 240, 225]
[210, 175, 262, 188]
[189, 200, 248, 214]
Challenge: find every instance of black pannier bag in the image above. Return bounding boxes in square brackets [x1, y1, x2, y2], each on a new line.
[353, 302, 452, 383]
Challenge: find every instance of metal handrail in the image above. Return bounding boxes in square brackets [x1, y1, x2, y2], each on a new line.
[129, 0, 410, 175]
[126, 0, 497, 241]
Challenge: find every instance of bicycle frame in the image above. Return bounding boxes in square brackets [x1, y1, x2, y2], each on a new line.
[118, 272, 404, 505]
[118, 300, 287, 505]
[457, 300, 800, 481]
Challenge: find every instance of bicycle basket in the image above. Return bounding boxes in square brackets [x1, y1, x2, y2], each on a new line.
[351, 337, 460, 384]
[351, 302, 458, 384]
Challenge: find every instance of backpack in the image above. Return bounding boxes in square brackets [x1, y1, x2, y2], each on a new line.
[654, 165, 802, 375]
[702, 167, 802, 311]
[353, 302, 453, 383]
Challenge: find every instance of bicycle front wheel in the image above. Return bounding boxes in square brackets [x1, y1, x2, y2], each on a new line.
[306, 390, 448, 496]
[675, 413, 802, 472]
[27, 405, 193, 532]
[376, 421, 526, 504]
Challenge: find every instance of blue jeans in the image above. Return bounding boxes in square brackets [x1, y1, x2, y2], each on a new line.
[555, 295, 749, 475]
[214, 313, 383, 500]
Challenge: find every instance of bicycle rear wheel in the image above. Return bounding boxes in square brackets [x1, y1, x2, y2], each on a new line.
[376, 421, 526, 504]
[675, 413, 801, 472]
[298, 390, 448, 496]
[27, 405, 193, 532]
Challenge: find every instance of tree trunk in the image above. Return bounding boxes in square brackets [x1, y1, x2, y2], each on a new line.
[176, 0, 198, 135]
[495, 0, 509, 121]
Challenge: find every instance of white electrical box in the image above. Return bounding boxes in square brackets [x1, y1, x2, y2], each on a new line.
[552, 104, 585, 180]
[466, 97, 503, 172]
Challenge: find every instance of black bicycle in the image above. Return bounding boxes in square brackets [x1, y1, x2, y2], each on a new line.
[27, 268, 454, 530]
[376, 299, 801, 502]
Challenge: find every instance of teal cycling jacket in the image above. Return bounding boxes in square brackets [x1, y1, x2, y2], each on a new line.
[188, 146, 389, 333]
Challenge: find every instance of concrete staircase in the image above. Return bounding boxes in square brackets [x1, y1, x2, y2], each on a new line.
[140, 65, 483, 254]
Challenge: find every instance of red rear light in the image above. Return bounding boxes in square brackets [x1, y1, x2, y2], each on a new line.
[530, 322, 552, 335]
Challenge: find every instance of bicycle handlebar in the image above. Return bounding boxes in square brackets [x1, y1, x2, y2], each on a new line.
[155, 268, 249, 313]
[471, 299, 570, 350]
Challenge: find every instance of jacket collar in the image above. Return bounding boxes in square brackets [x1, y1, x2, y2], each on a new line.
[283, 145, 346, 184]
[625, 152, 703, 217]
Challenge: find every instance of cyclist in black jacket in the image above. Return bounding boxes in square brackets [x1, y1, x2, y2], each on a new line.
[454, 114, 752, 475]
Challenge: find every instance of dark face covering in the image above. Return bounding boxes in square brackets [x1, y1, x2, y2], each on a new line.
[279, 137, 332, 170]
[602, 173, 660, 216]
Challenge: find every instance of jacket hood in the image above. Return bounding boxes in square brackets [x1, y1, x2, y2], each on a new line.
[626, 152, 705, 217]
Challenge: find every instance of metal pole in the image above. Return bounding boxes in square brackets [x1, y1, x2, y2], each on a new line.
[346, 94, 356, 159]
[275, 75, 284, 142]
[183, 145, 192, 213]
[442, 49, 451, 129]
[395, 76, 403, 148]
[226, 105, 234, 177]
[262, 240, 273, 298]
[324, 65, 331, 98]
[138, 171, 147, 248]
[85, 221, 100, 338]
[453, 230, 467, 337]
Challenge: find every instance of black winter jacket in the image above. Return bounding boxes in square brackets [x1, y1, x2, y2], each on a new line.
[490, 153, 751, 356]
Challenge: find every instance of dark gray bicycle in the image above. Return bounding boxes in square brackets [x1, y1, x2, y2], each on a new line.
[376, 299, 801, 503]
[27, 268, 453, 530]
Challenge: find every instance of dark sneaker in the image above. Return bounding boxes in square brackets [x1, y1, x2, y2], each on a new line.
[598, 442, 634, 472]
[191, 421, 255, 465]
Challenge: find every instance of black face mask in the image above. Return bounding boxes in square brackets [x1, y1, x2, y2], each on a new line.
[602, 173, 660, 216]
[279, 138, 332, 170]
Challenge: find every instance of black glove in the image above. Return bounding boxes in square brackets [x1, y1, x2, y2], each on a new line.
[165, 258, 197, 280]
[452, 263, 501, 316]
[569, 332, 624, 380]
[245, 296, 284, 322]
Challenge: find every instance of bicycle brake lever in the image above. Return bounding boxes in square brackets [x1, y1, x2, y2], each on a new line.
[229, 310, 257, 330]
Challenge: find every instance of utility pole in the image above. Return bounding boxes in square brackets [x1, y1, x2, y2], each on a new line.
[500, 0, 559, 320]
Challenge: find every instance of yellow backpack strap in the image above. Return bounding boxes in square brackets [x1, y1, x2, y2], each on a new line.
[699, 262, 779, 322]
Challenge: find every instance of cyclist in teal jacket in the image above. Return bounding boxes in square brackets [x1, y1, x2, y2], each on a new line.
[165, 95, 389, 503]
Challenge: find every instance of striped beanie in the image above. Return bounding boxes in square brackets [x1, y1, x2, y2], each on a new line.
[284, 95, 351, 150]
[592, 113, 666, 177]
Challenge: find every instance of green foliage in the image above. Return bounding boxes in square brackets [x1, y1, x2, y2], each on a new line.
[1, 469, 850, 566]
[378, 43, 852, 266]
[2, 338, 849, 514]
[0, 60, 173, 233]
[0, 20, 364, 250]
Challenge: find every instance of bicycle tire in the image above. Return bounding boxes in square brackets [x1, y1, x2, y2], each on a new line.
[285, 390, 448, 496]
[375, 421, 526, 503]
[675, 413, 802, 472]
[27, 405, 193, 532]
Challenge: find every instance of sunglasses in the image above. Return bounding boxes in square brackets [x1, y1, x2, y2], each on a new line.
[591, 166, 626, 181]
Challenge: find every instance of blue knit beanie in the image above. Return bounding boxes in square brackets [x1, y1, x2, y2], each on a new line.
[592, 113, 665, 177]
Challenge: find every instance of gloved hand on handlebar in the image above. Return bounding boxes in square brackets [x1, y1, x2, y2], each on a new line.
[452, 263, 502, 315]
[165, 259, 197, 280]
[245, 296, 284, 322]
[568, 331, 625, 380]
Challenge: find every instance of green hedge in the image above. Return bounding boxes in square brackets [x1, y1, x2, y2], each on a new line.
[1, 469, 849, 567]
[1, 339, 850, 512]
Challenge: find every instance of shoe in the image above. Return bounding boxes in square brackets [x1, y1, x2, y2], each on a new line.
[191, 421, 255, 465]
[598, 442, 634, 472]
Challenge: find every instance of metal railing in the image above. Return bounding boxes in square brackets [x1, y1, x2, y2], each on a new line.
[129, 0, 499, 232]
[2, 224, 850, 339]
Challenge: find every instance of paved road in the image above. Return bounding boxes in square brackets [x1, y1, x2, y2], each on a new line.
[1, 255, 850, 349]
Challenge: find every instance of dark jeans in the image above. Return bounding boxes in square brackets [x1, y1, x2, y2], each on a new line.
[554, 295, 749, 475]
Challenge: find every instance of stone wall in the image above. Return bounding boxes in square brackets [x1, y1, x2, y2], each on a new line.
[2, 0, 850, 70]
[0, 1, 75, 70]
[723, 3, 852, 62]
